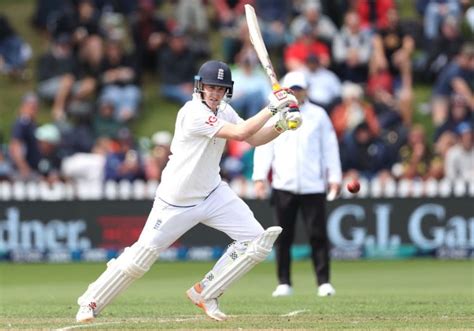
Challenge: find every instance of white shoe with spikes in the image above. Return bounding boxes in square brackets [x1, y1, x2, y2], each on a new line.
[186, 283, 227, 321]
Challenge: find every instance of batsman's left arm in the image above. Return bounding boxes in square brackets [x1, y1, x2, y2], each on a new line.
[246, 94, 300, 146]
[245, 124, 280, 146]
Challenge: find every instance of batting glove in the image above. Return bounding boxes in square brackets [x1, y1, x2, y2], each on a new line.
[274, 111, 288, 133]
[274, 104, 302, 133]
[268, 88, 298, 115]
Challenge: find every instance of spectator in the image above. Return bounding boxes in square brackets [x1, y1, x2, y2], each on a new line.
[289, 2, 337, 45]
[49, 0, 103, 50]
[340, 122, 390, 179]
[392, 124, 437, 180]
[423, 0, 461, 40]
[144, 130, 172, 181]
[366, 70, 400, 129]
[94, 0, 137, 16]
[371, 8, 415, 125]
[465, 3, 474, 33]
[61, 137, 110, 183]
[158, 29, 198, 105]
[99, 38, 141, 122]
[175, 0, 208, 35]
[73, 0, 103, 42]
[93, 100, 126, 139]
[104, 128, 144, 182]
[415, 0, 431, 17]
[0, 147, 13, 181]
[230, 49, 270, 119]
[0, 14, 32, 78]
[433, 126, 457, 169]
[415, 14, 465, 84]
[37, 33, 76, 103]
[317, 0, 348, 28]
[220, 139, 254, 187]
[332, 10, 372, 83]
[129, 0, 169, 73]
[175, 0, 211, 58]
[366, 72, 408, 167]
[59, 115, 96, 156]
[212, 0, 251, 64]
[284, 23, 330, 71]
[444, 122, 474, 180]
[331, 82, 380, 142]
[302, 53, 341, 113]
[9, 93, 41, 180]
[31, 0, 68, 31]
[351, 0, 395, 32]
[52, 34, 104, 120]
[431, 43, 474, 127]
[98, 3, 128, 41]
[238, 145, 255, 182]
[34, 123, 63, 183]
[255, 0, 292, 53]
[434, 94, 472, 142]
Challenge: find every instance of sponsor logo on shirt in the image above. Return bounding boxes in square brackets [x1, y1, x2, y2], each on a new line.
[205, 115, 218, 126]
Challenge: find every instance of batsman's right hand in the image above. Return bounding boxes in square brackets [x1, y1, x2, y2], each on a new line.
[285, 104, 302, 130]
[274, 104, 302, 132]
[268, 88, 298, 115]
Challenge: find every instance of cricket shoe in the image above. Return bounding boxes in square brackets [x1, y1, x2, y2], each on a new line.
[318, 283, 336, 297]
[272, 284, 293, 297]
[186, 283, 227, 321]
[75, 302, 96, 323]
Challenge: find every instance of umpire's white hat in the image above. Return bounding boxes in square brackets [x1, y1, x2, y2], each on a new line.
[281, 71, 308, 90]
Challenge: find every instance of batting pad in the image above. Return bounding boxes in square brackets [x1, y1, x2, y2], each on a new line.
[77, 242, 159, 314]
[201, 226, 282, 300]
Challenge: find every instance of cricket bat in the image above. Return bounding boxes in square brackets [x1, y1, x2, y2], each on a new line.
[244, 4, 298, 129]
[244, 4, 281, 92]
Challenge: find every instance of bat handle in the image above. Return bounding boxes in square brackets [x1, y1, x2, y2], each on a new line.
[272, 83, 281, 91]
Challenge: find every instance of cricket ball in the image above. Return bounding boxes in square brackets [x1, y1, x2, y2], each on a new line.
[347, 179, 360, 194]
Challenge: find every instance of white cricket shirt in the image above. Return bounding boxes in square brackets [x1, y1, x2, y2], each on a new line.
[253, 100, 342, 194]
[156, 94, 243, 206]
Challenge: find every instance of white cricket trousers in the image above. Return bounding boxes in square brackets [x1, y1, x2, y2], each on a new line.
[138, 182, 265, 250]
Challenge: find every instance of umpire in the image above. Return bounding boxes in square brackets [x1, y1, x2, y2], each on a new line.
[253, 71, 342, 297]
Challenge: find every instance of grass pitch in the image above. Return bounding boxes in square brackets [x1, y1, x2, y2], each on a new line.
[0, 260, 473, 330]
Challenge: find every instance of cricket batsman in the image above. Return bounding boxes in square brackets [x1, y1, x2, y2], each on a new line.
[75, 60, 302, 322]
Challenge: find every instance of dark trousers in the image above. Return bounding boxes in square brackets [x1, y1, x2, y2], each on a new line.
[272, 189, 329, 286]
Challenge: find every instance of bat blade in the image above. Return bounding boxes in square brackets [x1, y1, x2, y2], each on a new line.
[244, 4, 281, 91]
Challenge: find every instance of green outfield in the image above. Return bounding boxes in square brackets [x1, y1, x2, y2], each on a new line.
[0, 260, 473, 330]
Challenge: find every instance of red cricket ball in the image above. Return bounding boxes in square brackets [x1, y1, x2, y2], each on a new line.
[347, 179, 360, 194]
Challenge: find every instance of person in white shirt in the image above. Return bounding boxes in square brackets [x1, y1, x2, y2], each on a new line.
[253, 71, 342, 298]
[303, 53, 342, 112]
[289, 2, 338, 44]
[444, 122, 474, 180]
[75, 60, 302, 322]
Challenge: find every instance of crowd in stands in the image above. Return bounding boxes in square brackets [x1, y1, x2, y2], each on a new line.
[0, 0, 473, 197]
